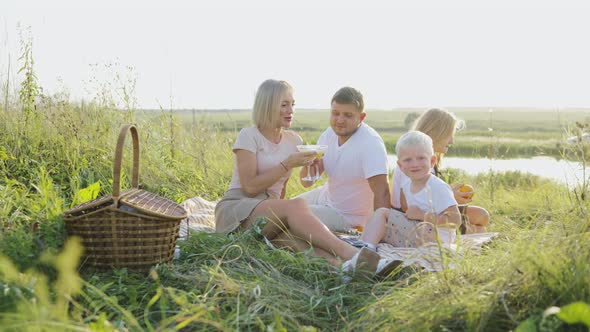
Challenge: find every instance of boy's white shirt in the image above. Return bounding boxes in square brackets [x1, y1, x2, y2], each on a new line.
[400, 173, 457, 215]
[392, 165, 439, 208]
[314, 123, 389, 227]
[400, 173, 458, 243]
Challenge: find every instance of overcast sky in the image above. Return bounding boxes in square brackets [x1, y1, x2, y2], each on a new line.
[2, 0, 590, 110]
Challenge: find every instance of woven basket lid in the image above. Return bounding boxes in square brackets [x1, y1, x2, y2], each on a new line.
[64, 125, 187, 221]
[120, 189, 187, 220]
[63, 195, 115, 217]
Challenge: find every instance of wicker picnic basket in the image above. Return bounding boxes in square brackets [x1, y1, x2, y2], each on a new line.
[64, 124, 187, 271]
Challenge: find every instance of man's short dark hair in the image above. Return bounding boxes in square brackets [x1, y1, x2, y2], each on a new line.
[331, 87, 364, 112]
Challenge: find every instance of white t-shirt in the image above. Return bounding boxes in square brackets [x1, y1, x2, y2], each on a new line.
[314, 123, 389, 226]
[228, 127, 302, 198]
[400, 174, 458, 243]
[391, 165, 437, 208]
[400, 174, 457, 215]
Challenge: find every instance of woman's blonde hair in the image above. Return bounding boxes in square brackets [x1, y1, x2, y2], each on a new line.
[412, 108, 465, 164]
[412, 108, 465, 143]
[252, 79, 293, 129]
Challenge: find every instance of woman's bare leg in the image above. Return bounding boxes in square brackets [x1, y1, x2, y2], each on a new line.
[360, 208, 389, 247]
[242, 198, 358, 261]
[271, 232, 341, 266]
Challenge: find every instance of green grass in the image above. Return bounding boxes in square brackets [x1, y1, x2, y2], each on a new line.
[1, 78, 590, 330]
[169, 108, 589, 159]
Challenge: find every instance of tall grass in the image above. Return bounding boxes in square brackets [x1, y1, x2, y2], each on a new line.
[349, 179, 590, 331]
[2, 165, 588, 330]
[1, 46, 589, 330]
[0, 72, 233, 267]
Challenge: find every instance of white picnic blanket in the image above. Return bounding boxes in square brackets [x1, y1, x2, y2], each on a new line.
[376, 232, 498, 272]
[179, 197, 498, 272]
[179, 196, 217, 237]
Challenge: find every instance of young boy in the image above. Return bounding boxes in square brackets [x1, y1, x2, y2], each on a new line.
[361, 130, 461, 250]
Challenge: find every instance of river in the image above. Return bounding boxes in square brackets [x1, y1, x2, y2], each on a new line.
[387, 155, 589, 186]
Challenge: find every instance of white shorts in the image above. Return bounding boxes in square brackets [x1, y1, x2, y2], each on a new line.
[294, 186, 351, 232]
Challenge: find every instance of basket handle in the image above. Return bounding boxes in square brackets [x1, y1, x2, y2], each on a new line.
[112, 124, 140, 200]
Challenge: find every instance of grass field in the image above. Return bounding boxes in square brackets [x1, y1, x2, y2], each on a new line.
[1, 64, 590, 330]
[167, 107, 590, 159]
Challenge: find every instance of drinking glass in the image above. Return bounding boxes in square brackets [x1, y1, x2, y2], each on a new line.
[296, 145, 324, 181]
[312, 145, 328, 181]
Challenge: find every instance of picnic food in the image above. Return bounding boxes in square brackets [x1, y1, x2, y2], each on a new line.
[458, 184, 474, 199]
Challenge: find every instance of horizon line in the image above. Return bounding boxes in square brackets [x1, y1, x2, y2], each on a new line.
[133, 106, 590, 112]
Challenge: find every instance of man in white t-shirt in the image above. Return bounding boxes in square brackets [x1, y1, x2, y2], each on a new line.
[296, 87, 391, 231]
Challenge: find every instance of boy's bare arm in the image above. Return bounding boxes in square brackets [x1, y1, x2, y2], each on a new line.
[406, 205, 461, 228]
[405, 205, 426, 220]
[433, 205, 461, 228]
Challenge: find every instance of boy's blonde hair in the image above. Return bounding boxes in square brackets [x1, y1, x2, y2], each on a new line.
[252, 79, 293, 129]
[395, 130, 434, 156]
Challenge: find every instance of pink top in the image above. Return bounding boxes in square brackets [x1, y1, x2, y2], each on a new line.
[228, 127, 303, 198]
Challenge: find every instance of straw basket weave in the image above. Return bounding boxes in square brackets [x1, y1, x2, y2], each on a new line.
[64, 124, 187, 271]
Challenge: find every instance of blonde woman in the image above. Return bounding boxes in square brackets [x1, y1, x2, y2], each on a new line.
[392, 108, 490, 233]
[215, 79, 379, 272]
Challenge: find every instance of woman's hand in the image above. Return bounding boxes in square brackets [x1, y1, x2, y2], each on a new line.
[236, 149, 314, 197]
[282, 151, 317, 169]
[452, 183, 473, 204]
